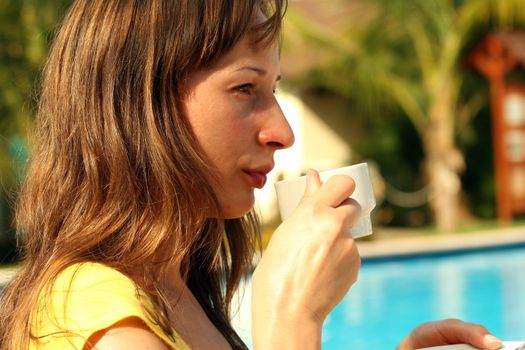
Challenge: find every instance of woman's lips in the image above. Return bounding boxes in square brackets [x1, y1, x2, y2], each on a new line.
[242, 170, 268, 189]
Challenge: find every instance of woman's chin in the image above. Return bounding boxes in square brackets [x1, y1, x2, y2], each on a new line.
[221, 196, 255, 219]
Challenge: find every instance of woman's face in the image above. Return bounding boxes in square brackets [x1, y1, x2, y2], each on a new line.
[184, 36, 294, 218]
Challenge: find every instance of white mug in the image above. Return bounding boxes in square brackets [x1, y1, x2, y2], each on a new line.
[274, 163, 376, 239]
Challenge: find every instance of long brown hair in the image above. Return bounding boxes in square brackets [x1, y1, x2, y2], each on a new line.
[0, 1, 287, 349]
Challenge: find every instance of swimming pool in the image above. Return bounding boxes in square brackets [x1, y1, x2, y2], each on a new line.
[232, 244, 525, 349]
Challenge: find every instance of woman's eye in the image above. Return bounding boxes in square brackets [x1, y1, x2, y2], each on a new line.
[234, 83, 254, 95]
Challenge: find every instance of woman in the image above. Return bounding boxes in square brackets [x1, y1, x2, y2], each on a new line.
[0, 1, 503, 349]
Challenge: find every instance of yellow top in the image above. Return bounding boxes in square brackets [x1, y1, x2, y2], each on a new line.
[30, 262, 190, 350]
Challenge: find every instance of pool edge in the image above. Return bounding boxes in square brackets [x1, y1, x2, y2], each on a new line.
[357, 226, 525, 261]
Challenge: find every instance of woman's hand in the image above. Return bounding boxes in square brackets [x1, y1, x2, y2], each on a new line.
[252, 169, 361, 350]
[397, 319, 502, 350]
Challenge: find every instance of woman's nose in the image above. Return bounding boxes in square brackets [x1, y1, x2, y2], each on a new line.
[257, 98, 295, 149]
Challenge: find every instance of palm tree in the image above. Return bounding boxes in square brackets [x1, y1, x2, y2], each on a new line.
[284, 0, 525, 232]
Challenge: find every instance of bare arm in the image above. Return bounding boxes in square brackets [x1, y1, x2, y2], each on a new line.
[84, 317, 170, 350]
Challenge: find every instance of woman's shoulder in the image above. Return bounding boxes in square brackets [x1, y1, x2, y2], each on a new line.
[33, 262, 145, 340]
[32, 262, 190, 350]
[53, 262, 138, 295]
[48, 262, 145, 316]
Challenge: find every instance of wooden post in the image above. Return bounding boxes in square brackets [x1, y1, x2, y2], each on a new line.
[469, 35, 519, 223]
[490, 74, 511, 222]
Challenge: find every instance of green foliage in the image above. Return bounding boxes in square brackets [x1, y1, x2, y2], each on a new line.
[0, 0, 72, 185]
[285, 0, 525, 227]
[0, 0, 73, 260]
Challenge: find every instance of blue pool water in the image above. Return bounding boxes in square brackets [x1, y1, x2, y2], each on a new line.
[322, 244, 525, 349]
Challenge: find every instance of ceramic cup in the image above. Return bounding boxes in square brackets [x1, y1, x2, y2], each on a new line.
[274, 163, 376, 239]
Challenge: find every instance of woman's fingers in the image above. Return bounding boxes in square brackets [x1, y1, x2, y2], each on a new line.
[399, 319, 503, 350]
[333, 198, 362, 235]
[299, 169, 322, 204]
[313, 174, 356, 208]
[437, 320, 502, 349]
[305, 169, 321, 196]
[300, 169, 356, 211]
[296, 170, 361, 239]
[300, 169, 355, 208]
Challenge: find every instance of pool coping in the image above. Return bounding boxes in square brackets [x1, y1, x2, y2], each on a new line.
[357, 225, 525, 260]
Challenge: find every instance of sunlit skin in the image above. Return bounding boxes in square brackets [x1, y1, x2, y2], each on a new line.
[184, 36, 294, 218]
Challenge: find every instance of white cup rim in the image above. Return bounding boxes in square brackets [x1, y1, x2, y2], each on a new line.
[275, 162, 368, 186]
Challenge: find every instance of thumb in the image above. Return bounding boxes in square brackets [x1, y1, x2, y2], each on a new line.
[439, 320, 502, 350]
[303, 168, 321, 198]
[472, 333, 502, 350]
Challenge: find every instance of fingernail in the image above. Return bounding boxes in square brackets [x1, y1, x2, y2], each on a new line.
[483, 334, 502, 347]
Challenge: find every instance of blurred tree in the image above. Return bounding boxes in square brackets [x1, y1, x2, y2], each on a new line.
[0, 0, 72, 259]
[1, 0, 73, 181]
[285, 0, 525, 232]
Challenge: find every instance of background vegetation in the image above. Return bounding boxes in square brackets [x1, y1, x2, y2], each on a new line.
[0, 0, 72, 261]
[284, 0, 525, 231]
[1, 0, 525, 261]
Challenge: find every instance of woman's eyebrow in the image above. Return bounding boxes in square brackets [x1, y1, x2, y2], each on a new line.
[236, 66, 266, 75]
[235, 66, 281, 81]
